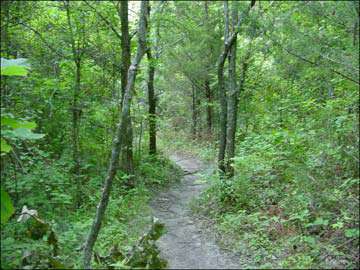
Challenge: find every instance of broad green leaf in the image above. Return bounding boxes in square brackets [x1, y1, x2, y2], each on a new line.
[313, 217, 328, 226]
[1, 187, 15, 224]
[345, 228, 359, 238]
[12, 128, 45, 140]
[0, 138, 12, 153]
[0, 58, 30, 76]
[1, 116, 37, 129]
[1, 65, 28, 76]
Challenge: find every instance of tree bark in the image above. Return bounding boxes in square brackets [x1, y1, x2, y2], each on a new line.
[83, 1, 149, 268]
[147, 49, 156, 155]
[225, 2, 238, 177]
[226, 58, 249, 177]
[217, 0, 230, 174]
[119, 0, 134, 179]
[147, 3, 162, 155]
[120, 0, 130, 103]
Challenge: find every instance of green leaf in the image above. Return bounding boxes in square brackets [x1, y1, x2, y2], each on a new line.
[1, 138, 12, 153]
[1, 58, 30, 76]
[345, 228, 359, 238]
[1, 65, 28, 76]
[1, 116, 37, 129]
[313, 217, 328, 226]
[1, 187, 15, 224]
[302, 236, 316, 245]
[12, 128, 45, 140]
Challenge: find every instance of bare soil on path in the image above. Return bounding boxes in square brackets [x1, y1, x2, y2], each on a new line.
[150, 152, 241, 269]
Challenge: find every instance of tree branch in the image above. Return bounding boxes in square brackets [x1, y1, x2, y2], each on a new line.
[17, 21, 65, 59]
[84, 0, 122, 41]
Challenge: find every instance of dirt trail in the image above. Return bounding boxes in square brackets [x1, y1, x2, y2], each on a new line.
[150, 153, 241, 269]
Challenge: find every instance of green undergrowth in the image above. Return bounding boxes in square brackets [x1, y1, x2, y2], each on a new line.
[1, 151, 181, 269]
[191, 124, 359, 269]
[159, 129, 217, 163]
[166, 115, 359, 269]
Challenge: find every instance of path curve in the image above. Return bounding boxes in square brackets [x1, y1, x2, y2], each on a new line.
[150, 153, 241, 269]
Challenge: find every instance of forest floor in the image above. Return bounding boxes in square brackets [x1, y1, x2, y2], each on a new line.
[150, 152, 242, 269]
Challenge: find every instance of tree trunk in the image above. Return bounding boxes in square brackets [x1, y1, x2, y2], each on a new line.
[217, 0, 255, 174]
[73, 60, 82, 205]
[226, 59, 249, 177]
[191, 83, 197, 139]
[0, 0, 10, 107]
[147, 50, 157, 155]
[120, 0, 130, 103]
[83, 2, 149, 268]
[119, 0, 134, 179]
[225, 2, 238, 177]
[147, 3, 162, 155]
[204, 1, 213, 137]
[204, 79, 212, 136]
[217, 0, 230, 174]
[65, 1, 82, 205]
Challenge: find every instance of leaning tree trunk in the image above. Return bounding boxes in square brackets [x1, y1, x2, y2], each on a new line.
[119, 0, 134, 179]
[83, 2, 149, 268]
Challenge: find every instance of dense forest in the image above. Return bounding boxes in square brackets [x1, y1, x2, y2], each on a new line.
[1, 1, 359, 269]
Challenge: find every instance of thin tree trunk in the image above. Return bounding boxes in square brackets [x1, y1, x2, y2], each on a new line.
[196, 87, 201, 139]
[0, 0, 10, 107]
[191, 83, 197, 139]
[83, 2, 149, 268]
[147, 49, 157, 155]
[73, 60, 82, 204]
[65, 1, 82, 205]
[119, 0, 134, 179]
[138, 118, 143, 157]
[204, 79, 212, 136]
[217, 0, 230, 174]
[204, 1, 213, 137]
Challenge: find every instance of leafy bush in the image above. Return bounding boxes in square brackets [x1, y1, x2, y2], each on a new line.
[1, 152, 181, 269]
[196, 81, 359, 268]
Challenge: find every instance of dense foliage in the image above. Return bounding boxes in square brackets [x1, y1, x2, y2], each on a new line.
[1, 1, 359, 269]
